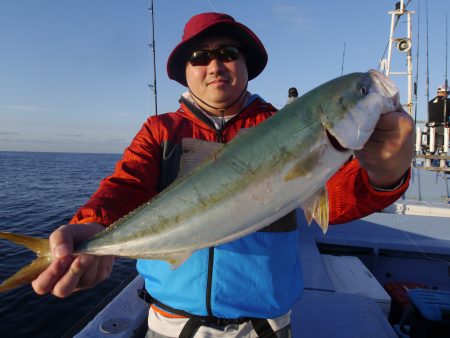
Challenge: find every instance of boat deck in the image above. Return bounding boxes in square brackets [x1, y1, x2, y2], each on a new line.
[73, 167, 450, 337]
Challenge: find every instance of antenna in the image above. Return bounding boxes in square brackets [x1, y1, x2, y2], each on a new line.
[148, 0, 158, 115]
[340, 42, 346, 76]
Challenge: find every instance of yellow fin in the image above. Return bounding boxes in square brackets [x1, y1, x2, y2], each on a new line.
[302, 188, 329, 234]
[178, 139, 223, 179]
[0, 232, 53, 293]
[178, 131, 252, 179]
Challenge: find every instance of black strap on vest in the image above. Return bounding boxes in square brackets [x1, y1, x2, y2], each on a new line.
[179, 317, 203, 338]
[137, 289, 277, 338]
[251, 318, 277, 337]
[178, 317, 277, 338]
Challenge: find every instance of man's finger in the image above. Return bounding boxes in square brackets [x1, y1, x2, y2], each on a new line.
[76, 256, 101, 290]
[49, 224, 77, 257]
[31, 256, 73, 295]
[52, 255, 94, 298]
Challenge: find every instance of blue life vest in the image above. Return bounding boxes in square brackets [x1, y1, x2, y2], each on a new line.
[137, 224, 303, 318]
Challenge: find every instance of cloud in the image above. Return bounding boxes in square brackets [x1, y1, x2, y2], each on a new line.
[0, 105, 50, 112]
[56, 133, 84, 138]
[104, 137, 128, 144]
[272, 4, 316, 31]
[0, 131, 19, 135]
[0, 135, 127, 154]
[105, 111, 132, 117]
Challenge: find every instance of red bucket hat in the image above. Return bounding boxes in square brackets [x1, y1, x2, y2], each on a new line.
[167, 12, 268, 87]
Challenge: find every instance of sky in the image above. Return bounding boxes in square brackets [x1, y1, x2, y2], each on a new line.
[0, 0, 449, 154]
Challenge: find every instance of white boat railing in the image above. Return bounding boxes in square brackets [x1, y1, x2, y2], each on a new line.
[415, 124, 450, 171]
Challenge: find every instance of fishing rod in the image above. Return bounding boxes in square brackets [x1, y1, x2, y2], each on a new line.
[340, 41, 346, 76]
[426, 0, 430, 120]
[206, 0, 218, 12]
[149, 0, 158, 115]
[444, 11, 448, 126]
[413, 0, 421, 123]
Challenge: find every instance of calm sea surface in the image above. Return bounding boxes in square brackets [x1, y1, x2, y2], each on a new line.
[0, 151, 137, 337]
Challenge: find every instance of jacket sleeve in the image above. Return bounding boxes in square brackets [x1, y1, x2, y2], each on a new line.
[327, 158, 410, 224]
[70, 119, 162, 226]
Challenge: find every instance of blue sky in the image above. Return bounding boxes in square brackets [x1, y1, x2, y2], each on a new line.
[1, 0, 449, 153]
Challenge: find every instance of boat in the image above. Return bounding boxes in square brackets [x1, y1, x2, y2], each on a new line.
[69, 1, 450, 337]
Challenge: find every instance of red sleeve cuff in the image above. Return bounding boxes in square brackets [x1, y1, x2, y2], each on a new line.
[360, 167, 411, 196]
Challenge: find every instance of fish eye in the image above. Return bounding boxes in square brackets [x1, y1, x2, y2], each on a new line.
[360, 87, 369, 96]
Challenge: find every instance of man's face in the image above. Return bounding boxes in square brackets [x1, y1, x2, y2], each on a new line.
[185, 36, 248, 112]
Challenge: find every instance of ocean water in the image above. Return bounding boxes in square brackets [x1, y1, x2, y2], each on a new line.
[0, 151, 137, 337]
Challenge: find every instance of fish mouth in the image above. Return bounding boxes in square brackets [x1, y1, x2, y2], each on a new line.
[369, 70, 398, 103]
[326, 129, 348, 152]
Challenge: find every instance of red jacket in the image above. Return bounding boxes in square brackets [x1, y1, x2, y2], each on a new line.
[71, 96, 409, 226]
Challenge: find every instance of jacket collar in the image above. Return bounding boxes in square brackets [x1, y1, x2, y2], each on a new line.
[177, 93, 275, 131]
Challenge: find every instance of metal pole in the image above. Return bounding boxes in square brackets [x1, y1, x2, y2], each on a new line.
[430, 126, 436, 153]
[407, 12, 413, 116]
[444, 127, 449, 153]
[441, 126, 449, 167]
[386, 12, 396, 76]
[416, 126, 422, 153]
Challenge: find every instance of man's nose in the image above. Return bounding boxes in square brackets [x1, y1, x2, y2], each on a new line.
[207, 57, 226, 74]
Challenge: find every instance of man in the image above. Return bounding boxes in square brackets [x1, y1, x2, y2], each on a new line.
[32, 13, 414, 338]
[286, 87, 298, 105]
[428, 84, 450, 150]
[428, 84, 450, 125]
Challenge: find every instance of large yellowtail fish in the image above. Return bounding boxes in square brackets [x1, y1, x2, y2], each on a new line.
[0, 70, 400, 292]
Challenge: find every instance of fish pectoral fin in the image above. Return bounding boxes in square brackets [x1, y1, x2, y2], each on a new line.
[164, 252, 194, 270]
[284, 145, 326, 181]
[0, 232, 53, 293]
[301, 188, 330, 234]
[178, 139, 224, 178]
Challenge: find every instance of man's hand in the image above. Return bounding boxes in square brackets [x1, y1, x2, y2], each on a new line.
[355, 110, 415, 189]
[31, 223, 114, 298]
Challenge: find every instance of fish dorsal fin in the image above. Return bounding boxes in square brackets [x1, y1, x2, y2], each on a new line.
[179, 138, 223, 179]
[302, 188, 330, 234]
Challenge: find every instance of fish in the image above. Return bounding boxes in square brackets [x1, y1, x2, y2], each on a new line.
[0, 70, 400, 293]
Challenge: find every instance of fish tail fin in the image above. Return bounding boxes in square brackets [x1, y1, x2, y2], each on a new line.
[0, 232, 52, 293]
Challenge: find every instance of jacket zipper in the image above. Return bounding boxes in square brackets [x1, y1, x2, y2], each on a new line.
[206, 123, 224, 316]
[180, 96, 262, 316]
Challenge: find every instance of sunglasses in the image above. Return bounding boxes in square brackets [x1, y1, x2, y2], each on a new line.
[188, 46, 240, 66]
